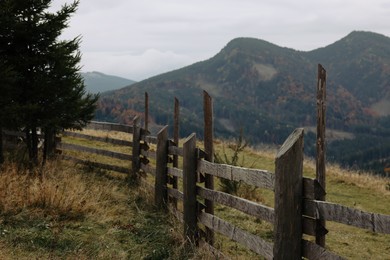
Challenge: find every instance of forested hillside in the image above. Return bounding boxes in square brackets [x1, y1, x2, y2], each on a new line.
[95, 31, 390, 175]
[81, 71, 136, 94]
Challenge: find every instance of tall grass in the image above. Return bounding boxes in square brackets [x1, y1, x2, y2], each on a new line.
[0, 161, 119, 222]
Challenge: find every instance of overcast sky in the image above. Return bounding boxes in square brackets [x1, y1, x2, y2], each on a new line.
[50, 0, 390, 81]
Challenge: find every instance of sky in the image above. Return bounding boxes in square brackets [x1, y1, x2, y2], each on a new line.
[50, 0, 390, 81]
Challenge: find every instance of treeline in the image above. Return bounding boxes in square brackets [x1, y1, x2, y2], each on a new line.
[0, 0, 97, 166]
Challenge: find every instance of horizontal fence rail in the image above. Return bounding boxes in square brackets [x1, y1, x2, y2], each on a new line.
[85, 121, 134, 133]
[199, 211, 274, 260]
[63, 131, 133, 146]
[304, 199, 390, 234]
[3, 106, 389, 259]
[58, 143, 132, 161]
[198, 159, 275, 190]
[197, 186, 275, 223]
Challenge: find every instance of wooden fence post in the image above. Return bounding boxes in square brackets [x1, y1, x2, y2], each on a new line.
[172, 97, 180, 208]
[203, 90, 215, 245]
[145, 92, 149, 132]
[274, 128, 304, 260]
[183, 133, 198, 244]
[316, 64, 327, 246]
[132, 116, 141, 176]
[155, 125, 169, 209]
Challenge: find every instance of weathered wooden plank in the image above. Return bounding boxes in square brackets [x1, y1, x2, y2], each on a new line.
[197, 186, 274, 223]
[167, 167, 183, 178]
[58, 143, 132, 161]
[142, 135, 158, 145]
[303, 177, 326, 200]
[168, 145, 183, 157]
[61, 155, 130, 174]
[140, 164, 156, 177]
[203, 90, 215, 245]
[197, 159, 275, 190]
[171, 97, 180, 209]
[199, 212, 273, 260]
[167, 187, 184, 201]
[302, 239, 344, 260]
[303, 199, 390, 234]
[155, 126, 169, 208]
[316, 64, 327, 247]
[86, 121, 133, 133]
[274, 128, 304, 260]
[144, 92, 149, 131]
[183, 133, 198, 243]
[132, 117, 141, 174]
[303, 216, 328, 237]
[62, 131, 133, 146]
[140, 149, 157, 160]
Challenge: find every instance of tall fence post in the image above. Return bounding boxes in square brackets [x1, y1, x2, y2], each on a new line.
[155, 125, 169, 209]
[145, 92, 149, 132]
[132, 116, 141, 176]
[183, 133, 198, 244]
[274, 128, 304, 260]
[316, 64, 327, 246]
[203, 90, 215, 245]
[172, 97, 180, 208]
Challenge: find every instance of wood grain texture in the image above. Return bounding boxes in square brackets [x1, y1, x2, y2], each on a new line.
[167, 187, 184, 201]
[197, 159, 275, 190]
[274, 128, 304, 260]
[183, 133, 198, 243]
[316, 64, 327, 246]
[63, 131, 133, 146]
[303, 177, 326, 200]
[168, 146, 183, 157]
[140, 149, 157, 160]
[132, 116, 141, 174]
[304, 199, 390, 234]
[199, 212, 273, 260]
[155, 126, 169, 208]
[86, 121, 133, 133]
[197, 186, 274, 223]
[302, 239, 345, 260]
[167, 167, 183, 178]
[58, 143, 131, 160]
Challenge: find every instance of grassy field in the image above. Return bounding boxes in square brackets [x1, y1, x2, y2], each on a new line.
[0, 129, 389, 259]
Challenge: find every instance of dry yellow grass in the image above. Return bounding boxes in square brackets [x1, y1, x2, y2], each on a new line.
[0, 161, 130, 223]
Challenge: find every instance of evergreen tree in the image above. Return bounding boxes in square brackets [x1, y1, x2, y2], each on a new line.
[0, 0, 98, 165]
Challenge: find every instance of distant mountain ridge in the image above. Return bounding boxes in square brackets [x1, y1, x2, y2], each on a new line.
[81, 71, 135, 94]
[96, 31, 390, 174]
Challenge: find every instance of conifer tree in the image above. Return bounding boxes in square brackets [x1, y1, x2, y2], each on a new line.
[0, 0, 98, 165]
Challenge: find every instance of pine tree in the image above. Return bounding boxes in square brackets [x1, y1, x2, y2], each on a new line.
[0, 0, 98, 165]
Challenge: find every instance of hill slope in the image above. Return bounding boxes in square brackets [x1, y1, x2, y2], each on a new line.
[96, 31, 390, 174]
[82, 71, 135, 94]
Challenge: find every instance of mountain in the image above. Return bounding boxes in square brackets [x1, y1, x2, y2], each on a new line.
[81, 71, 136, 94]
[96, 31, 390, 175]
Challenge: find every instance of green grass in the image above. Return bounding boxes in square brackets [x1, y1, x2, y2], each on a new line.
[1, 130, 389, 259]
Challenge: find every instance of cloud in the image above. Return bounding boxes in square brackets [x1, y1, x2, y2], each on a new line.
[50, 0, 390, 79]
[81, 49, 194, 81]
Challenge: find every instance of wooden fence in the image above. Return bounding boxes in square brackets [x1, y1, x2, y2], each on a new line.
[29, 94, 388, 259]
[2, 71, 390, 258]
